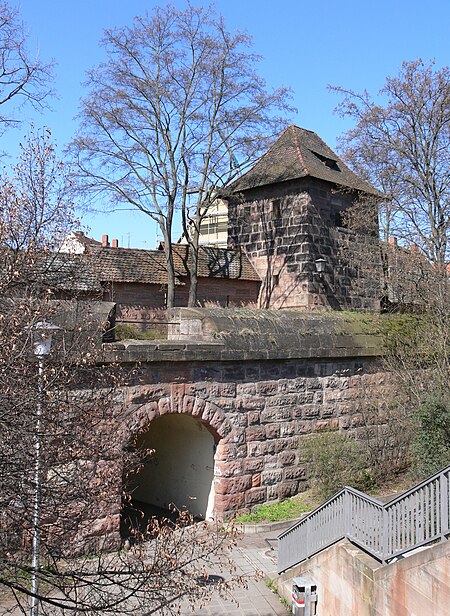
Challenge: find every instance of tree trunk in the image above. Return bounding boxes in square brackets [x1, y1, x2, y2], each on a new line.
[163, 233, 175, 308]
[187, 232, 199, 307]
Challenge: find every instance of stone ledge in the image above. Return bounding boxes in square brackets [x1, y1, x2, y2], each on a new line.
[236, 517, 303, 535]
[100, 310, 384, 363]
[100, 339, 226, 363]
[169, 308, 383, 360]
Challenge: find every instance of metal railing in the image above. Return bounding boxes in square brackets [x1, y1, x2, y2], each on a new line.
[278, 464, 450, 573]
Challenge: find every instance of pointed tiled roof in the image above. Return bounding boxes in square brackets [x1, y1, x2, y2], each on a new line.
[228, 125, 382, 196]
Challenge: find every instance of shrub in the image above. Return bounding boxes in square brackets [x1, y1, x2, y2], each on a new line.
[411, 392, 450, 478]
[301, 431, 372, 498]
[357, 391, 413, 482]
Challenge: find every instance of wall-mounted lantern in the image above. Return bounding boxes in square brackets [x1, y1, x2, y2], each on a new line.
[314, 258, 327, 275]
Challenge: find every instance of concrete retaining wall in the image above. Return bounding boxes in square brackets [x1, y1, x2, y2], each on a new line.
[278, 539, 450, 616]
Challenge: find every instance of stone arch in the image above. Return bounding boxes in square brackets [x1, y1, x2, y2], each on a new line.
[123, 384, 239, 520]
[129, 413, 216, 519]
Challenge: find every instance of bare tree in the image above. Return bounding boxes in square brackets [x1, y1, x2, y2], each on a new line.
[332, 59, 450, 273]
[333, 59, 450, 365]
[332, 63, 450, 470]
[0, 2, 52, 133]
[0, 131, 239, 614]
[71, 3, 294, 307]
[1, 127, 75, 248]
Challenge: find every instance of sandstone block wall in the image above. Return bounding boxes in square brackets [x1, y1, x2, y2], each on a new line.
[98, 310, 390, 521]
[117, 354, 390, 519]
[71, 309, 394, 549]
[227, 177, 380, 311]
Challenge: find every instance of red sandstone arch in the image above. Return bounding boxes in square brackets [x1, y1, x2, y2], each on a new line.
[123, 384, 238, 520]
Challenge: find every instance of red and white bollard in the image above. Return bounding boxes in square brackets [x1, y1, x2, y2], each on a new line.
[291, 577, 318, 616]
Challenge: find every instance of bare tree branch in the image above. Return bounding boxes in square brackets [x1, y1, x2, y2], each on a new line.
[332, 59, 450, 272]
[0, 2, 53, 133]
[71, 3, 295, 307]
[0, 130, 240, 614]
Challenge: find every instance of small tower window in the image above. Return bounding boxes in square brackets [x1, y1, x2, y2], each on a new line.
[272, 198, 281, 220]
[313, 151, 340, 171]
[334, 210, 348, 228]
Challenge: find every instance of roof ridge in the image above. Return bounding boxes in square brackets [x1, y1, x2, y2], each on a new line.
[225, 125, 293, 190]
[290, 125, 309, 175]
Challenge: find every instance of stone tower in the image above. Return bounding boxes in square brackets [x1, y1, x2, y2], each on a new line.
[225, 125, 382, 311]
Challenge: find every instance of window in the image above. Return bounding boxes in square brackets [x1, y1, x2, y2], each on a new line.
[272, 198, 281, 220]
[199, 220, 228, 235]
[313, 151, 340, 172]
[334, 210, 348, 228]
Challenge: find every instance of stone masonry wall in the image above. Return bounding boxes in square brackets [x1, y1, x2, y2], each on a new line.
[119, 355, 390, 518]
[71, 309, 391, 549]
[227, 177, 381, 311]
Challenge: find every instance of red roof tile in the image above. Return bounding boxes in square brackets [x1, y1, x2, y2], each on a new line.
[90, 245, 260, 284]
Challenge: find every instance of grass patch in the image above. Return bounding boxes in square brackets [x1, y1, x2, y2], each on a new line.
[265, 578, 289, 609]
[234, 494, 314, 524]
[232, 471, 416, 525]
[114, 323, 167, 341]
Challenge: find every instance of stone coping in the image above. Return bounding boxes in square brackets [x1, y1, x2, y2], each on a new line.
[235, 518, 302, 535]
[101, 339, 226, 363]
[101, 309, 383, 363]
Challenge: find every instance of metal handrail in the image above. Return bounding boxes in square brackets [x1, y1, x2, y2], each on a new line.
[278, 464, 450, 573]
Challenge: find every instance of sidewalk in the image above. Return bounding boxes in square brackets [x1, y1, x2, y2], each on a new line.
[179, 527, 291, 616]
[0, 526, 292, 616]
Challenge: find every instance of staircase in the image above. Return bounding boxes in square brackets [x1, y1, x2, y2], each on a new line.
[278, 464, 450, 573]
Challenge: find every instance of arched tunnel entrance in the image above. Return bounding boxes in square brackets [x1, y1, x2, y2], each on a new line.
[122, 413, 217, 536]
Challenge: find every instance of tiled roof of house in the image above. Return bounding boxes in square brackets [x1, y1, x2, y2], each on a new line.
[227, 125, 382, 196]
[2, 251, 101, 292]
[90, 246, 174, 285]
[172, 245, 260, 281]
[90, 245, 260, 283]
[2, 244, 260, 293]
[38, 253, 101, 291]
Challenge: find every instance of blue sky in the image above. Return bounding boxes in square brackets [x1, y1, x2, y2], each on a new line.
[7, 0, 450, 248]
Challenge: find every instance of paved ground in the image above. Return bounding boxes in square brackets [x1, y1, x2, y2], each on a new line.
[178, 528, 291, 616]
[0, 524, 291, 616]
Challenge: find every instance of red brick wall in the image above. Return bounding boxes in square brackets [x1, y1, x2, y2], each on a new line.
[102, 282, 167, 307]
[176, 277, 259, 307]
[103, 279, 259, 309]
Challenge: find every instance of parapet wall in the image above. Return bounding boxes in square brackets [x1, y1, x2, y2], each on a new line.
[167, 307, 382, 360]
[102, 308, 383, 364]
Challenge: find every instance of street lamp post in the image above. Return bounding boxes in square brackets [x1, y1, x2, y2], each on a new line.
[30, 322, 59, 616]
